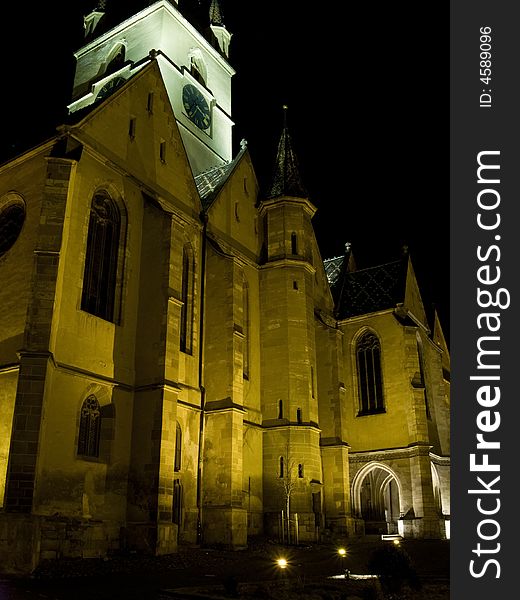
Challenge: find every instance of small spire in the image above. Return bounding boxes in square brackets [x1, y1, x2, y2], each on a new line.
[266, 106, 307, 199]
[209, 0, 224, 26]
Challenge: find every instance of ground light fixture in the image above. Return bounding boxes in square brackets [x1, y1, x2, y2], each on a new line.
[337, 547, 347, 556]
[276, 558, 288, 569]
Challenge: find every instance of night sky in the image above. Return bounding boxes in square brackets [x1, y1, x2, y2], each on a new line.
[1, 0, 448, 335]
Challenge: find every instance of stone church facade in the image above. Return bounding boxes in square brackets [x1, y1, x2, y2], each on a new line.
[0, 1, 450, 573]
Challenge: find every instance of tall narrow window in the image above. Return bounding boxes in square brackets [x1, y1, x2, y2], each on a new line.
[278, 399, 283, 419]
[356, 331, 385, 414]
[291, 232, 298, 255]
[172, 479, 183, 525]
[78, 395, 101, 458]
[296, 408, 302, 424]
[128, 117, 136, 139]
[298, 464, 304, 478]
[81, 191, 121, 322]
[310, 366, 315, 398]
[417, 339, 431, 419]
[160, 141, 167, 163]
[279, 456, 284, 478]
[180, 246, 193, 353]
[242, 280, 249, 379]
[174, 423, 182, 472]
[147, 92, 154, 113]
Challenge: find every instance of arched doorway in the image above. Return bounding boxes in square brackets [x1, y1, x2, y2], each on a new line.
[353, 463, 401, 535]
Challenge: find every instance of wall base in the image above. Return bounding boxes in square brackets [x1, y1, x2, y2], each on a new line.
[399, 516, 442, 539]
[0, 514, 121, 575]
[203, 507, 247, 548]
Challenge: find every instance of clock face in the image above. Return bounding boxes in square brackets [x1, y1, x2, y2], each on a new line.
[97, 76, 125, 101]
[182, 84, 211, 130]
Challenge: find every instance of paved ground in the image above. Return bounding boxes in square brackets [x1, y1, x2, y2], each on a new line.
[0, 538, 450, 599]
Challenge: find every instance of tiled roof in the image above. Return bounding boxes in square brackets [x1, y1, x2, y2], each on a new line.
[323, 256, 345, 286]
[194, 143, 248, 211]
[194, 162, 234, 210]
[328, 257, 408, 319]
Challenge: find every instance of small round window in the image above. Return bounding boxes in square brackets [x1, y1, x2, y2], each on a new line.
[0, 192, 26, 258]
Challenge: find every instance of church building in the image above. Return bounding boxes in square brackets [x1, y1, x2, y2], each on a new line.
[0, 0, 450, 573]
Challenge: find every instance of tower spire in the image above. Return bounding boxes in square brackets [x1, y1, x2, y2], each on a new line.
[266, 106, 308, 199]
[209, 0, 224, 26]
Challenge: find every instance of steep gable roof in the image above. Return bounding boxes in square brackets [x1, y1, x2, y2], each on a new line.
[327, 250, 430, 327]
[194, 141, 249, 211]
[63, 59, 201, 215]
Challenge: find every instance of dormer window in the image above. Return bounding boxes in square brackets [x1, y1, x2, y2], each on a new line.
[188, 50, 207, 86]
[105, 43, 126, 77]
[84, 7, 105, 39]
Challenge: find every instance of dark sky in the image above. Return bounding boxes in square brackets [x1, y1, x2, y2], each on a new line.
[1, 0, 448, 334]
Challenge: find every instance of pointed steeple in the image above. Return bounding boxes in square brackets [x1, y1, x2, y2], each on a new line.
[266, 106, 308, 199]
[209, 0, 224, 25]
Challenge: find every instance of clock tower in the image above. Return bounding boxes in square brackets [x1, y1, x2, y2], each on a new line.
[69, 0, 234, 175]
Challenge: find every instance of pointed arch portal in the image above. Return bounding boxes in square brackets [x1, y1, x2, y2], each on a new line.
[352, 462, 402, 535]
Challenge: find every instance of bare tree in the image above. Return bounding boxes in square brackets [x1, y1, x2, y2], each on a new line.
[277, 443, 298, 544]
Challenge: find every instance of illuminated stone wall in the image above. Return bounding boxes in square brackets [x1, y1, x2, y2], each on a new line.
[0, 1, 450, 574]
[337, 272, 450, 538]
[0, 150, 50, 509]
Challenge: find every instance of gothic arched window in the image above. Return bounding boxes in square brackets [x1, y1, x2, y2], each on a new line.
[180, 245, 194, 353]
[81, 191, 121, 322]
[0, 193, 25, 258]
[174, 423, 182, 472]
[356, 331, 385, 415]
[242, 279, 249, 379]
[78, 395, 101, 458]
[417, 338, 431, 419]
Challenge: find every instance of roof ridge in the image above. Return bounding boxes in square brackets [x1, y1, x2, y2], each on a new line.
[323, 255, 345, 263]
[344, 257, 404, 275]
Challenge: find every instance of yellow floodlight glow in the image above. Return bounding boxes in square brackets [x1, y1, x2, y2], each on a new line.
[393, 539, 400, 545]
[338, 547, 347, 556]
[277, 558, 288, 569]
